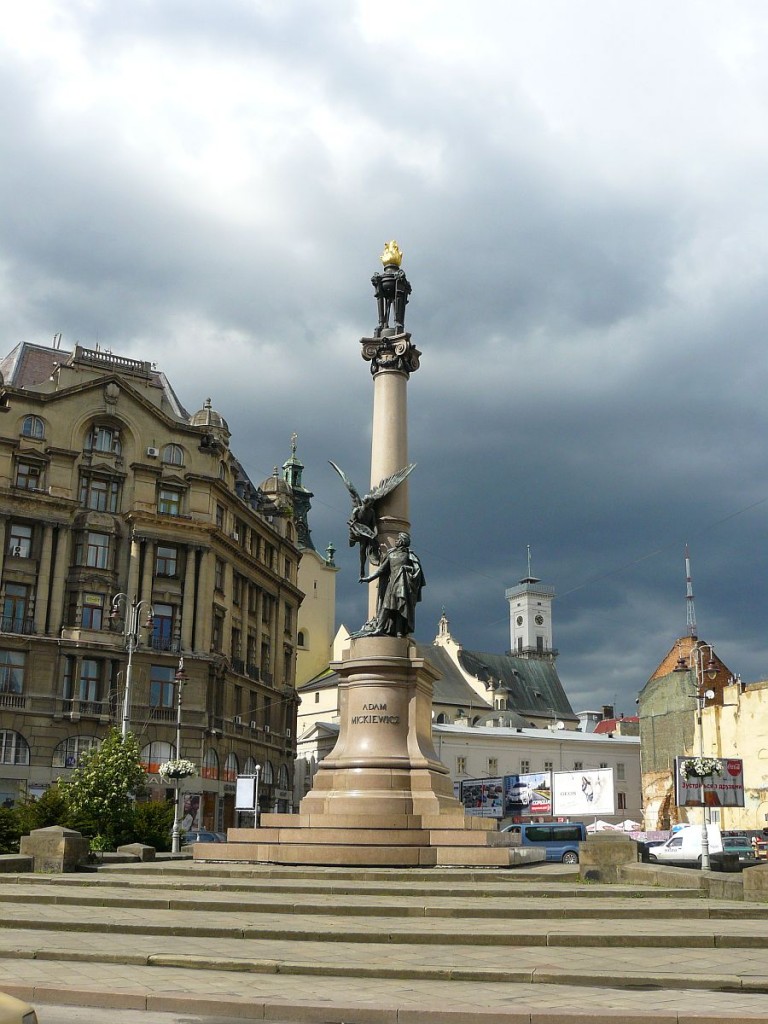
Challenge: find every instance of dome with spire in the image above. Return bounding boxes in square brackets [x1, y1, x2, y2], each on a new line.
[191, 397, 230, 437]
[259, 466, 293, 513]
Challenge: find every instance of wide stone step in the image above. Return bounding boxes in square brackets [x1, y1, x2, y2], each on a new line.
[0, 883, 762, 920]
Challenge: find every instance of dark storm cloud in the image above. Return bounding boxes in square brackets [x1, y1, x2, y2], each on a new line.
[2, 0, 768, 714]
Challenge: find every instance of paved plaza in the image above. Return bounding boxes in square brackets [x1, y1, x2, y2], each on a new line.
[1, 861, 768, 1022]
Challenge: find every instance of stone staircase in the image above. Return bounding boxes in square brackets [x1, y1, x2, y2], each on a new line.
[1, 860, 768, 1022]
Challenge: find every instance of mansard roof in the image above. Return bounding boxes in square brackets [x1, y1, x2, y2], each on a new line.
[456, 648, 577, 722]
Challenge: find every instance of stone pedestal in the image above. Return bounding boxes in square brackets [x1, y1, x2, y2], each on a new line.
[196, 637, 525, 867]
[19, 825, 90, 873]
[300, 636, 459, 818]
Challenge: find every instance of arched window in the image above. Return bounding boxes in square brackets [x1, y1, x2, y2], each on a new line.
[297, 630, 306, 648]
[0, 730, 29, 765]
[162, 444, 183, 466]
[223, 752, 238, 782]
[140, 740, 174, 773]
[262, 760, 274, 785]
[202, 748, 219, 780]
[53, 735, 100, 769]
[435, 713, 448, 724]
[278, 764, 290, 789]
[85, 425, 121, 455]
[21, 415, 44, 439]
[243, 756, 257, 775]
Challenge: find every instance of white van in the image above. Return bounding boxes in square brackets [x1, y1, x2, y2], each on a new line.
[648, 823, 722, 867]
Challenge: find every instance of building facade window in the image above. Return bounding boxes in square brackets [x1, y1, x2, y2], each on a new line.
[15, 460, 43, 490]
[155, 544, 178, 577]
[86, 425, 121, 454]
[617, 792, 627, 810]
[223, 752, 238, 782]
[574, 761, 583, 771]
[202, 748, 219, 780]
[456, 756, 467, 775]
[262, 761, 274, 785]
[544, 760, 553, 773]
[214, 558, 224, 592]
[21, 415, 44, 439]
[278, 764, 290, 789]
[2, 585, 31, 633]
[141, 741, 174, 773]
[0, 651, 25, 693]
[232, 574, 242, 607]
[617, 762, 626, 781]
[488, 757, 498, 776]
[63, 657, 103, 706]
[520, 759, 530, 774]
[79, 474, 120, 512]
[158, 486, 182, 516]
[75, 531, 110, 569]
[52, 735, 100, 769]
[81, 593, 104, 630]
[7, 523, 32, 558]
[215, 504, 225, 529]
[0, 730, 30, 766]
[162, 444, 184, 465]
[149, 665, 176, 708]
[151, 603, 175, 652]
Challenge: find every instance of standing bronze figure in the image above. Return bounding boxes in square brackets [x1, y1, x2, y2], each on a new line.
[360, 532, 425, 638]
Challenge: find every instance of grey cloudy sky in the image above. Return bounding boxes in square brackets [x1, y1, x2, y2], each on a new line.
[3, 1, 768, 714]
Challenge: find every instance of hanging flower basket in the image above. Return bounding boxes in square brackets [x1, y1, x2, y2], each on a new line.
[158, 759, 198, 781]
[679, 756, 722, 780]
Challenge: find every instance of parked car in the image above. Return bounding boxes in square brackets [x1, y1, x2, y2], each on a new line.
[501, 821, 586, 863]
[0, 991, 37, 1024]
[648, 824, 722, 867]
[711, 834, 758, 869]
[180, 829, 223, 846]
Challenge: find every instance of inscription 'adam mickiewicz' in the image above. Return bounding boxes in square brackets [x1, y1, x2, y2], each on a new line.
[351, 702, 400, 725]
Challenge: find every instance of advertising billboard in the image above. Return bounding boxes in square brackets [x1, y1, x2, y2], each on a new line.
[460, 777, 504, 817]
[503, 772, 552, 817]
[674, 756, 745, 808]
[551, 768, 615, 817]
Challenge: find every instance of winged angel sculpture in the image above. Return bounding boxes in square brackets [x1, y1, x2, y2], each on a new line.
[328, 461, 416, 577]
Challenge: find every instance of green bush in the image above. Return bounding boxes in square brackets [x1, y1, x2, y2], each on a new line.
[132, 800, 175, 852]
[0, 807, 21, 854]
[14, 785, 71, 837]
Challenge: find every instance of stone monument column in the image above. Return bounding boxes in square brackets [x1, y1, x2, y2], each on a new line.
[300, 241, 457, 818]
[199, 243, 521, 866]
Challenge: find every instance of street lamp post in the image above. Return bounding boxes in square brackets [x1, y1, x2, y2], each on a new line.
[675, 642, 718, 870]
[111, 594, 154, 740]
[171, 657, 189, 855]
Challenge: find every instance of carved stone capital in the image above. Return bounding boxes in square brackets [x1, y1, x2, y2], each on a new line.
[360, 333, 421, 377]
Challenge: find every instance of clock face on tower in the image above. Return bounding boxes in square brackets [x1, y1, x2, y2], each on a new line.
[535, 614, 544, 625]
[516, 616, 523, 626]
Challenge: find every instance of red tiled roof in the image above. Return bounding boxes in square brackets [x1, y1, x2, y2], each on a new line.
[593, 717, 638, 734]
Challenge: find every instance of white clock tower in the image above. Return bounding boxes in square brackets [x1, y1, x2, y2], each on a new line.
[505, 552, 556, 658]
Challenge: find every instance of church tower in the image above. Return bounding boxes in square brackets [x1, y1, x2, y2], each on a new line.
[505, 550, 556, 659]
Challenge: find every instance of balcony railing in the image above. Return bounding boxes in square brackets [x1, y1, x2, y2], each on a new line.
[246, 663, 260, 682]
[0, 692, 26, 709]
[232, 657, 245, 675]
[149, 636, 180, 653]
[61, 698, 110, 719]
[0, 617, 35, 635]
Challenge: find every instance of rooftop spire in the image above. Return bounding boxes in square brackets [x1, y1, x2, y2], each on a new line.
[685, 543, 697, 639]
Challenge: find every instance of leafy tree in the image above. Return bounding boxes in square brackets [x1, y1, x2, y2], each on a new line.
[58, 729, 147, 849]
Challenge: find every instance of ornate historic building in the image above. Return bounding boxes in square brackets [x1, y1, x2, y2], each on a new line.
[0, 341, 303, 827]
